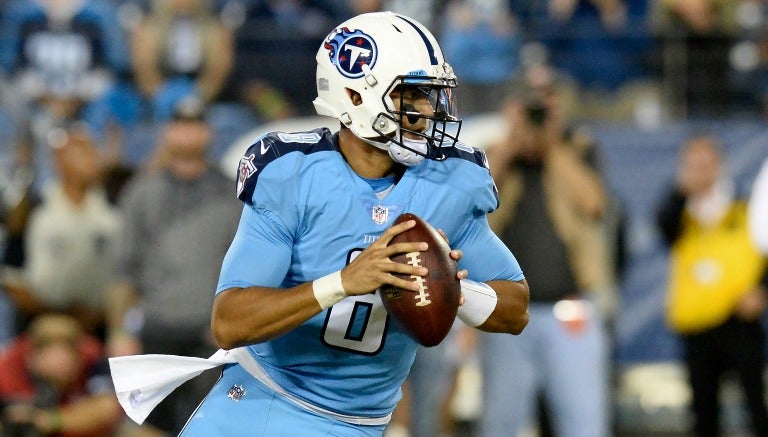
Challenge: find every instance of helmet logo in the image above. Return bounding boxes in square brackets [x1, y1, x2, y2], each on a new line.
[323, 27, 377, 78]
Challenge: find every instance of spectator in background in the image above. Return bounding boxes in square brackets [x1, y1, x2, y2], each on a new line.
[650, 0, 738, 117]
[0, 312, 122, 437]
[105, 97, 240, 435]
[0, 0, 140, 190]
[440, 0, 522, 116]
[531, 0, 655, 121]
[749, 156, 768, 253]
[131, 0, 235, 121]
[0, 0, 132, 122]
[230, 0, 349, 118]
[0, 134, 36, 339]
[481, 65, 614, 437]
[544, 0, 651, 89]
[2, 123, 121, 338]
[656, 136, 768, 437]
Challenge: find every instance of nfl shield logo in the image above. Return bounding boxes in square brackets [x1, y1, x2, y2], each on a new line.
[372, 205, 388, 224]
[227, 384, 246, 401]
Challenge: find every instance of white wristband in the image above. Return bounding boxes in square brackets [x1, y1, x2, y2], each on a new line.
[457, 279, 498, 327]
[313, 270, 347, 310]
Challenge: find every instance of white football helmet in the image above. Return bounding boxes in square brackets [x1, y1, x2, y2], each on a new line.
[313, 11, 461, 166]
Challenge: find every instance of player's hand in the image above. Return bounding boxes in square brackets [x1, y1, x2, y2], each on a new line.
[340, 220, 428, 296]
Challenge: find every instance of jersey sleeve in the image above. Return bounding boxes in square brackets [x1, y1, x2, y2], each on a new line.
[216, 204, 294, 293]
[220, 129, 333, 292]
[453, 214, 524, 283]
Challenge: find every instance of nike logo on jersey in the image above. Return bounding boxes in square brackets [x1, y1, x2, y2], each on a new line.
[260, 140, 270, 155]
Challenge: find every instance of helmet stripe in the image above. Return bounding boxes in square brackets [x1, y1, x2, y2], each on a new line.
[394, 15, 438, 65]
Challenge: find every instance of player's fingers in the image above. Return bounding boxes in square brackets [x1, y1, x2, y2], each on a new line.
[344, 255, 425, 294]
[457, 268, 468, 280]
[375, 219, 416, 246]
[384, 241, 428, 258]
[383, 274, 423, 292]
[386, 259, 428, 277]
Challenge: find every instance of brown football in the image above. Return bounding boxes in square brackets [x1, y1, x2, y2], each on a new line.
[379, 212, 460, 347]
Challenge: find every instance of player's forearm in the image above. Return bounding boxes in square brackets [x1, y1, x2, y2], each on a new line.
[477, 279, 529, 334]
[211, 283, 325, 349]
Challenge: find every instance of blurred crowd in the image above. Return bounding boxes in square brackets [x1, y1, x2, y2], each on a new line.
[2, 0, 768, 436]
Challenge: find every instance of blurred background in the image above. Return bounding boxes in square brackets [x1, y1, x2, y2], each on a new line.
[2, 0, 768, 436]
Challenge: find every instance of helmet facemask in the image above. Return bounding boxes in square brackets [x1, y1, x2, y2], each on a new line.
[369, 75, 462, 165]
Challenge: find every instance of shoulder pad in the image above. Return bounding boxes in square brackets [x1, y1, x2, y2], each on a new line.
[236, 128, 335, 204]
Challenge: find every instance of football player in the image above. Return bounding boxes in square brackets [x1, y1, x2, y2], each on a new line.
[117, 12, 530, 436]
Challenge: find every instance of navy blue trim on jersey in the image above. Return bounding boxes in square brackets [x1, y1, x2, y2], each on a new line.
[446, 142, 491, 169]
[395, 15, 438, 65]
[236, 128, 338, 205]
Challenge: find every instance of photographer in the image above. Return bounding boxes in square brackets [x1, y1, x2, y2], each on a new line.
[0, 313, 122, 437]
[480, 65, 618, 437]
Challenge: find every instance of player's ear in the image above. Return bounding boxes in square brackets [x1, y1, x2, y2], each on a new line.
[346, 88, 362, 106]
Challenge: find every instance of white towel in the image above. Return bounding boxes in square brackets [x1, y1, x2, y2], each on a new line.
[109, 348, 237, 424]
[109, 347, 392, 427]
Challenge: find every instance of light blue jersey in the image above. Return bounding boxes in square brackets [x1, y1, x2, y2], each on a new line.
[216, 128, 523, 419]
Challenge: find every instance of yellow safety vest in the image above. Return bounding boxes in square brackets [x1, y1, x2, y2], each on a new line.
[666, 201, 765, 334]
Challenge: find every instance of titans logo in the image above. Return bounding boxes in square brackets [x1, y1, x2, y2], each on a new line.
[323, 27, 378, 79]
